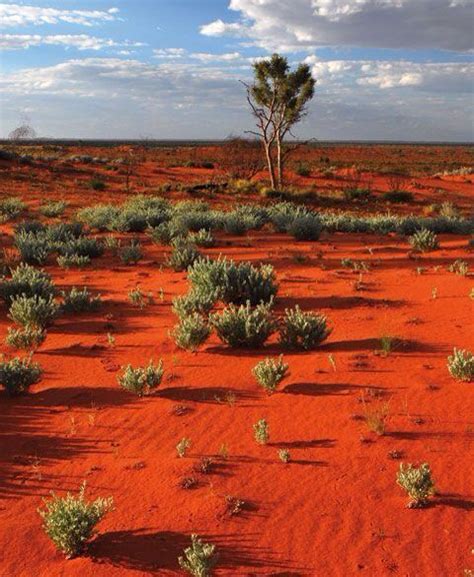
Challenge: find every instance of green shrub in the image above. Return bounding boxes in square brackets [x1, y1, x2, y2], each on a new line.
[61, 287, 102, 314]
[223, 213, 253, 235]
[9, 294, 59, 328]
[253, 355, 288, 394]
[5, 326, 46, 350]
[58, 236, 103, 259]
[189, 229, 215, 247]
[89, 178, 106, 191]
[188, 257, 277, 306]
[0, 355, 42, 395]
[343, 187, 372, 201]
[397, 463, 435, 508]
[167, 239, 201, 272]
[57, 254, 91, 269]
[278, 449, 291, 463]
[295, 162, 311, 177]
[0, 197, 26, 221]
[447, 348, 474, 382]
[253, 418, 269, 445]
[171, 313, 211, 351]
[176, 437, 191, 458]
[0, 263, 56, 304]
[210, 301, 275, 348]
[128, 287, 148, 308]
[77, 204, 119, 231]
[172, 290, 217, 319]
[268, 202, 311, 232]
[448, 259, 469, 276]
[118, 360, 164, 396]
[383, 191, 413, 203]
[148, 220, 186, 245]
[279, 306, 331, 350]
[179, 534, 218, 577]
[14, 230, 53, 265]
[409, 229, 439, 252]
[119, 240, 142, 265]
[39, 200, 68, 218]
[38, 483, 113, 558]
[288, 214, 322, 241]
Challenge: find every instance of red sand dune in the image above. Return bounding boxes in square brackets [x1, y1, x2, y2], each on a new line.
[0, 145, 472, 576]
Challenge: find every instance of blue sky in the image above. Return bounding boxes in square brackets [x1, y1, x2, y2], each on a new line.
[1, 0, 473, 140]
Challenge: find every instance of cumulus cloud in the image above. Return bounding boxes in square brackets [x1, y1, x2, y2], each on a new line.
[201, 0, 473, 52]
[1, 56, 472, 140]
[0, 3, 120, 27]
[0, 33, 145, 51]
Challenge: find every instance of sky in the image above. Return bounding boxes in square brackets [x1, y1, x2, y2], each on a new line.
[0, 0, 473, 141]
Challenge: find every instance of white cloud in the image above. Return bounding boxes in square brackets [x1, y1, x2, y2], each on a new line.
[201, 0, 473, 52]
[154, 48, 243, 63]
[0, 33, 145, 51]
[153, 48, 187, 59]
[0, 3, 120, 27]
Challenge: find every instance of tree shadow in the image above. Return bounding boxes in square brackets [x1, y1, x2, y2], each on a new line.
[283, 382, 369, 396]
[90, 529, 188, 572]
[269, 438, 336, 450]
[159, 386, 258, 405]
[30, 386, 135, 409]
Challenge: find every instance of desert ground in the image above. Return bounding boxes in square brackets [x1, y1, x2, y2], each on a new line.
[0, 142, 472, 576]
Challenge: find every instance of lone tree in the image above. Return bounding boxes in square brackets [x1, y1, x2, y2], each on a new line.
[243, 53, 316, 189]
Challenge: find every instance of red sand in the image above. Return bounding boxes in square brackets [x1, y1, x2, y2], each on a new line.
[0, 146, 473, 576]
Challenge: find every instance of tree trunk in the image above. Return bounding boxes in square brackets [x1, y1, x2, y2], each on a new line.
[276, 136, 283, 188]
[264, 142, 276, 189]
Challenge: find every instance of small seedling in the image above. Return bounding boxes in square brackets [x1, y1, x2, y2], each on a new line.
[363, 400, 390, 436]
[278, 449, 291, 463]
[128, 287, 146, 308]
[253, 419, 269, 445]
[328, 354, 337, 372]
[447, 348, 474, 382]
[176, 437, 191, 458]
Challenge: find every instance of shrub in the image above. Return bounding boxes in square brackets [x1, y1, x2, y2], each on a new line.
[167, 239, 201, 272]
[14, 230, 52, 265]
[61, 287, 102, 314]
[77, 204, 119, 231]
[119, 240, 142, 265]
[9, 294, 59, 328]
[149, 220, 186, 245]
[118, 360, 164, 396]
[179, 534, 218, 577]
[171, 313, 210, 351]
[223, 213, 253, 235]
[279, 306, 331, 350]
[15, 220, 45, 235]
[253, 418, 269, 445]
[188, 257, 277, 306]
[128, 287, 148, 308]
[0, 197, 26, 221]
[253, 356, 288, 394]
[268, 202, 311, 232]
[409, 229, 439, 252]
[172, 290, 217, 319]
[57, 254, 91, 269]
[447, 348, 474, 382]
[383, 191, 413, 203]
[58, 236, 103, 259]
[210, 301, 275, 348]
[5, 326, 46, 350]
[0, 263, 56, 304]
[363, 400, 390, 435]
[343, 187, 372, 201]
[288, 214, 322, 241]
[448, 259, 469, 276]
[0, 355, 42, 395]
[89, 177, 106, 191]
[397, 463, 435, 508]
[38, 483, 113, 558]
[189, 229, 215, 247]
[39, 200, 68, 218]
[295, 162, 311, 177]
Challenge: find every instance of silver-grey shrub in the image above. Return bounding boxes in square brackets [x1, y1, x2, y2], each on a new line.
[279, 306, 331, 350]
[210, 301, 275, 348]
